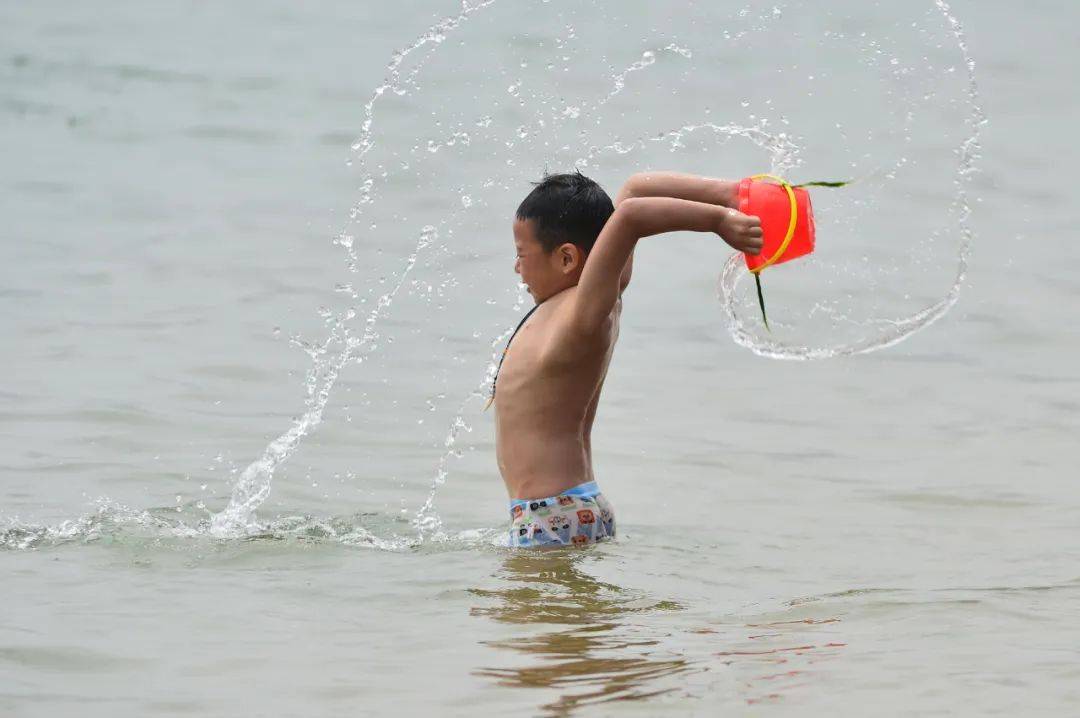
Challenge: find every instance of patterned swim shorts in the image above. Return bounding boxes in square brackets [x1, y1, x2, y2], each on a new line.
[508, 481, 615, 548]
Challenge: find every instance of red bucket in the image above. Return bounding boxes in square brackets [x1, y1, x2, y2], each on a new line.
[739, 176, 816, 273]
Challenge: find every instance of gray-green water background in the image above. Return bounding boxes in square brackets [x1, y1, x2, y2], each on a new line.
[2, 1, 1078, 715]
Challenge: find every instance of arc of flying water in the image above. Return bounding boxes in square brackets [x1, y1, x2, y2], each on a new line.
[3, 1, 983, 551]
[209, 1, 498, 537]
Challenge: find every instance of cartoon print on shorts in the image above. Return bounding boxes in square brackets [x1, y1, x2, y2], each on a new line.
[509, 489, 615, 548]
[598, 505, 614, 535]
[546, 514, 572, 543]
[529, 499, 552, 517]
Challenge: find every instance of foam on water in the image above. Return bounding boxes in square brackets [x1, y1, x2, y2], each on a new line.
[3, 499, 506, 553]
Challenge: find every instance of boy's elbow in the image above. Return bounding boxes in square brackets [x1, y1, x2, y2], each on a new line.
[613, 196, 644, 231]
[614, 196, 664, 240]
[614, 173, 646, 206]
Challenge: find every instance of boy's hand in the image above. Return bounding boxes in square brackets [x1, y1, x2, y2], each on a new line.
[717, 207, 764, 255]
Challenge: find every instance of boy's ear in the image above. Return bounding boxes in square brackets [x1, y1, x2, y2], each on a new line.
[557, 243, 583, 273]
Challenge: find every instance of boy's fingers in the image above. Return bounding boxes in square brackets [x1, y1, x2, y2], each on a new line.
[738, 237, 763, 254]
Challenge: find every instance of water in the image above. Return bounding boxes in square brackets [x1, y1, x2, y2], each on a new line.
[3, 0, 1079, 715]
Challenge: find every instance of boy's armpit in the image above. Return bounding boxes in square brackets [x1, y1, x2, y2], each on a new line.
[540, 296, 618, 367]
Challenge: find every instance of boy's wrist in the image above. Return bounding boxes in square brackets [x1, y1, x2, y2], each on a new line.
[710, 177, 738, 209]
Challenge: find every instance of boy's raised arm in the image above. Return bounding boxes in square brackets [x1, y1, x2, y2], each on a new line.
[611, 172, 740, 293]
[569, 193, 763, 334]
[617, 171, 740, 207]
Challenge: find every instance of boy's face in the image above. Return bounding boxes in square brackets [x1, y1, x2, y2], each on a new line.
[513, 218, 569, 304]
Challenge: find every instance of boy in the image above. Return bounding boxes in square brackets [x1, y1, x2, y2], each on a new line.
[493, 171, 764, 548]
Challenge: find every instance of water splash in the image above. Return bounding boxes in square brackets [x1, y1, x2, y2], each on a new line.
[207, 1, 499, 537]
[600, 44, 694, 106]
[413, 289, 528, 541]
[209, 225, 440, 536]
[5, 0, 979, 549]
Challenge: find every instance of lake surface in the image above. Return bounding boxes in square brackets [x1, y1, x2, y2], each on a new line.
[2, 1, 1078, 715]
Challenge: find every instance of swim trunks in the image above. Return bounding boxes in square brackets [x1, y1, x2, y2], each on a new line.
[508, 481, 615, 548]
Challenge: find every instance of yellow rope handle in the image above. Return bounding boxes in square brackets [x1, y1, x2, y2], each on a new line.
[747, 173, 798, 275]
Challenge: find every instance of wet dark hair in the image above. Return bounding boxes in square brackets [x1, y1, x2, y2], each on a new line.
[515, 170, 614, 254]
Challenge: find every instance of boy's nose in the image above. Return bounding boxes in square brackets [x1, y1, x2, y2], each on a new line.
[514, 259, 521, 274]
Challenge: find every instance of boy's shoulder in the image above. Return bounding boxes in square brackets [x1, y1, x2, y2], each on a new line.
[546, 284, 622, 326]
[539, 287, 622, 364]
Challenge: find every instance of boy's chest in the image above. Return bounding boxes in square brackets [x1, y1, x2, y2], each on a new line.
[495, 318, 548, 395]
[495, 300, 620, 403]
